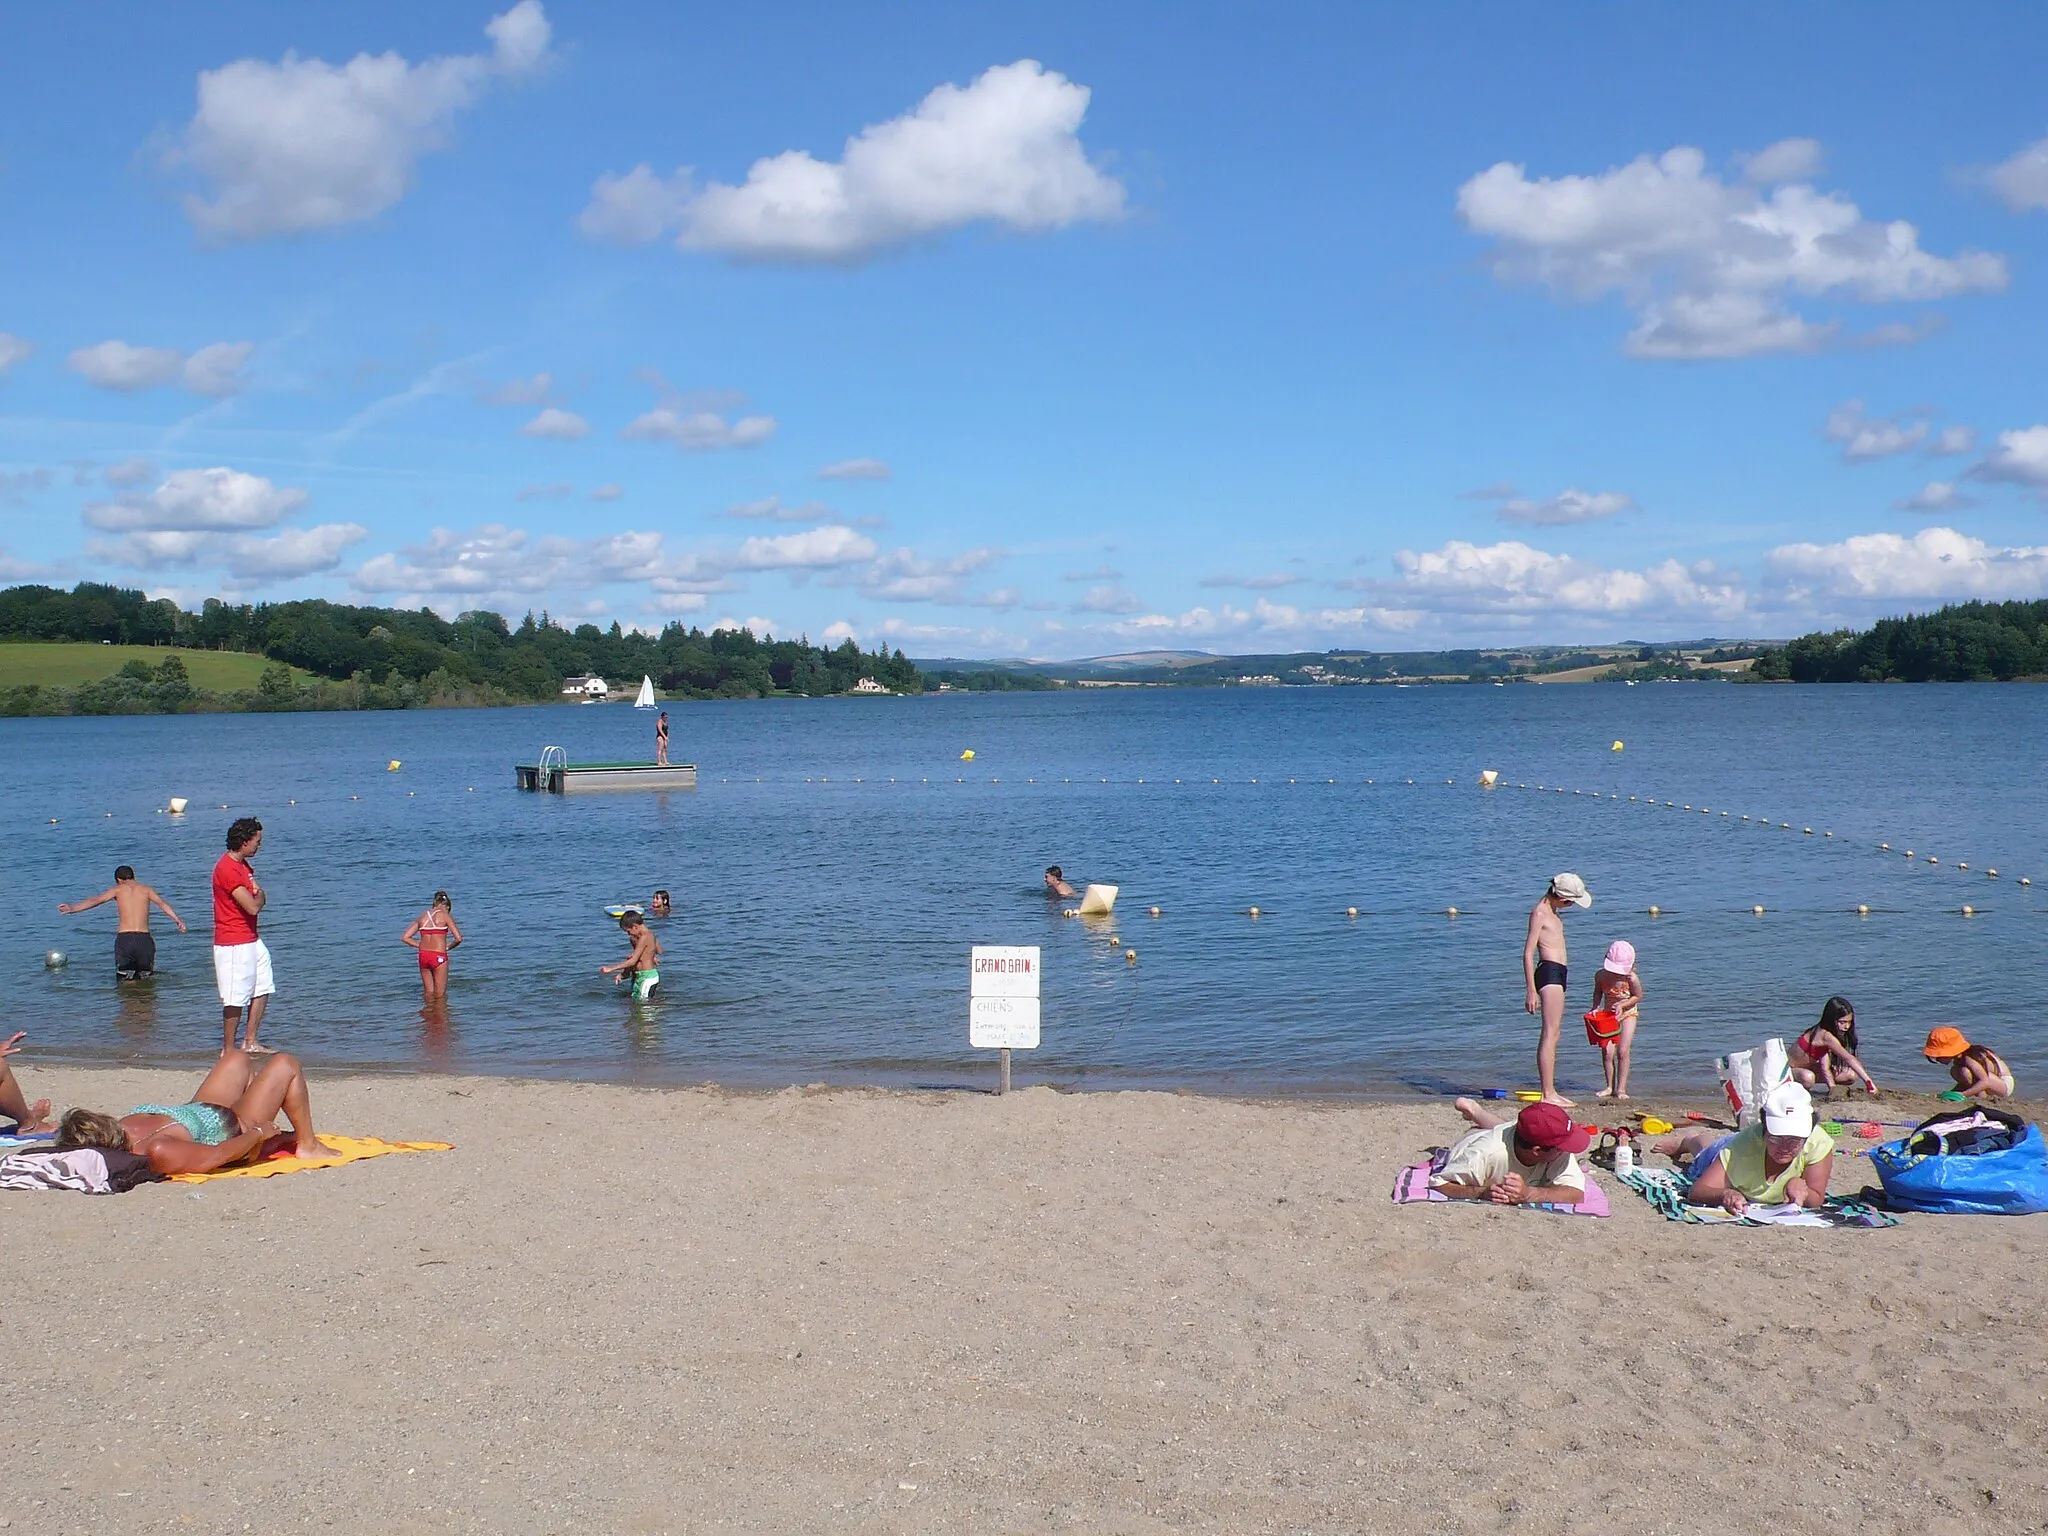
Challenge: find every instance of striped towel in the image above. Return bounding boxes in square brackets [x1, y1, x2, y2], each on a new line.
[1620, 1166, 1897, 1227]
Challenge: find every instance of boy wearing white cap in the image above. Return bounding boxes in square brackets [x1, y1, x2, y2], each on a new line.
[1523, 873, 1592, 1107]
[1588, 939, 1642, 1102]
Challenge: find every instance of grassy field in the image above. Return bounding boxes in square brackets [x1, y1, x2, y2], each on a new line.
[0, 642, 316, 691]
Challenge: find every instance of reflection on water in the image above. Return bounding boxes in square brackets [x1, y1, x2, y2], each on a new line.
[7, 686, 2048, 1093]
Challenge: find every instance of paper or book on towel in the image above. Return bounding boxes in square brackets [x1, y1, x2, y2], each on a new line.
[1077, 883, 1118, 916]
[1735, 1203, 1835, 1227]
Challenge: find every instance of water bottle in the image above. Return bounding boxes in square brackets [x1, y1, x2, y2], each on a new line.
[1614, 1133, 1635, 1176]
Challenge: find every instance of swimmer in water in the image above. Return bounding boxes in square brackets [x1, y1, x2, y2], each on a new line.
[601, 911, 663, 1001]
[1044, 865, 1074, 899]
[400, 890, 463, 1002]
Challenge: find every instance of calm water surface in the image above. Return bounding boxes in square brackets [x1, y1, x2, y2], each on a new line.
[7, 685, 2045, 1096]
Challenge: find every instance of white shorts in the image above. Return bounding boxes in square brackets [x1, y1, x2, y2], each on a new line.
[213, 940, 275, 1008]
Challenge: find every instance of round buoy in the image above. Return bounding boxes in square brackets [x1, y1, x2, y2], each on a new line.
[48, 818, 58, 825]
[1927, 856, 1939, 865]
[1346, 907, 1358, 918]
[1857, 904, 1870, 915]
[1779, 822, 1789, 830]
[1752, 905, 1766, 915]
[1904, 851, 1914, 859]
[1880, 843, 1889, 850]
[388, 760, 401, 772]
[1445, 906, 1459, 917]
[1648, 905, 1661, 917]
[1961, 905, 1974, 917]
[1248, 906, 1261, 918]
[1149, 906, 1161, 917]
[1611, 740, 1624, 751]
[1803, 828, 1812, 835]
[2022, 878, 2033, 887]
[1125, 949, 1137, 963]
[1957, 862, 1969, 871]
[1062, 909, 1077, 919]
[1988, 869, 1998, 878]
[45, 950, 66, 969]
[351, 795, 359, 801]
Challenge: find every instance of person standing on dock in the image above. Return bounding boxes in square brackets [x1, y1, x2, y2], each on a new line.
[212, 817, 274, 1055]
[57, 865, 187, 980]
[655, 709, 670, 767]
[1523, 873, 1592, 1108]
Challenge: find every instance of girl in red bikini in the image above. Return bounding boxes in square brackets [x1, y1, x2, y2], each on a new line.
[400, 890, 463, 1002]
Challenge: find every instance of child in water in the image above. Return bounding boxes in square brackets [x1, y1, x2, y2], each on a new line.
[1587, 940, 1642, 1102]
[400, 890, 462, 1002]
[1924, 1026, 2016, 1099]
[601, 911, 663, 1001]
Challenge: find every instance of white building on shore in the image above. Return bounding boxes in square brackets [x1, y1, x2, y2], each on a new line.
[561, 675, 610, 699]
[850, 677, 891, 694]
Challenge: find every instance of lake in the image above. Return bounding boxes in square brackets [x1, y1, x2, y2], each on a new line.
[9, 683, 2045, 1097]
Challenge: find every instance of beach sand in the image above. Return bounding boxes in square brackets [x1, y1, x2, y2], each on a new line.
[5, 1066, 2044, 1535]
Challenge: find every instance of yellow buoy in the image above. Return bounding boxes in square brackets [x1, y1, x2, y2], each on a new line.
[1857, 904, 1870, 915]
[1648, 905, 1661, 917]
[1611, 741, 1624, 751]
[388, 760, 401, 772]
[960, 749, 975, 761]
[1962, 905, 1975, 917]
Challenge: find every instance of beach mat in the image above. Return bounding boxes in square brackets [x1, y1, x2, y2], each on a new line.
[1618, 1166, 1896, 1227]
[1391, 1159, 1610, 1217]
[168, 1134, 453, 1184]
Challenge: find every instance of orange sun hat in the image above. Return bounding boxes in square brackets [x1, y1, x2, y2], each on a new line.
[1923, 1025, 1970, 1060]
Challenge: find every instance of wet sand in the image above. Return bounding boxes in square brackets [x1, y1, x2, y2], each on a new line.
[5, 1065, 2044, 1534]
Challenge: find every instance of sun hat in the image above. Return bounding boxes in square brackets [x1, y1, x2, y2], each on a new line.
[1514, 1100, 1592, 1154]
[1548, 873, 1593, 908]
[1760, 1080, 1815, 1138]
[1923, 1025, 1970, 1060]
[1601, 940, 1635, 972]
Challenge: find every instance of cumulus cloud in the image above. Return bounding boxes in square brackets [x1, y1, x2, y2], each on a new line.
[0, 547, 59, 581]
[0, 469, 53, 506]
[170, 2, 551, 241]
[1198, 572, 1302, 590]
[480, 372, 553, 406]
[854, 545, 999, 603]
[580, 60, 1124, 263]
[732, 524, 877, 570]
[220, 523, 370, 579]
[1893, 481, 1974, 514]
[519, 407, 588, 440]
[1927, 425, 1977, 457]
[1073, 583, 1144, 615]
[1062, 564, 1122, 582]
[1987, 133, 2048, 213]
[1736, 138, 1824, 185]
[620, 381, 776, 451]
[1496, 488, 1636, 526]
[352, 521, 666, 602]
[815, 457, 891, 481]
[67, 340, 254, 395]
[0, 333, 33, 379]
[1824, 400, 1928, 461]
[723, 495, 833, 521]
[1458, 143, 2007, 358]
[1771, 526, 2048, 602]
[1969, 426, 2048, 490]
[1354, 539, 1747, 621]
[85, 466, 308, 532]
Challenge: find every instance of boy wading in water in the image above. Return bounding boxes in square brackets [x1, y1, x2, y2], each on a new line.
[601, 912, 663, 1000]
[58, 865, 187, 979]
[1523, 873, 1592, 1107]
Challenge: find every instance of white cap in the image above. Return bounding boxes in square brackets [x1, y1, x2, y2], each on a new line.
[1761, 1080, 1814, 1138]
[1549, 872, 1592, 909]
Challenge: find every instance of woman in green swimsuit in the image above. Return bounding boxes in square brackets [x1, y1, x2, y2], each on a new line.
[56, 1048, 331, 1176]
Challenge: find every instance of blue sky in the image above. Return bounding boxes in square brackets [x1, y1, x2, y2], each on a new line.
[5, 2, 2048, 656]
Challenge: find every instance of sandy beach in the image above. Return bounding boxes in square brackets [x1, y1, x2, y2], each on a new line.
[6, 1066, 2044, 1535]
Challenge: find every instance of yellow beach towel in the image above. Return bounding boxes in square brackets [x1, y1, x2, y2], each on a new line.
[169, 1134, 453, 1183]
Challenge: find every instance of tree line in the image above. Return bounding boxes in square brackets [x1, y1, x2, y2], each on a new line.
[1748, 599, 2048, 683]
[0, 582, 925, 712]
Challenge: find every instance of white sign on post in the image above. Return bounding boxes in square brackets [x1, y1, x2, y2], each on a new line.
[970, 945, 1041, 1049]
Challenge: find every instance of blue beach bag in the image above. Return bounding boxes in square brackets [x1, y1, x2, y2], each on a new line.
[1870, 1109, 2048, 1216]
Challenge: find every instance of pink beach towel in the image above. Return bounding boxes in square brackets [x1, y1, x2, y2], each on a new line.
[1391, 1160, 1610, 1217]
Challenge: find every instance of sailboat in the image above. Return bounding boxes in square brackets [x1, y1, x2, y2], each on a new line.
[632, 675, 656, 709]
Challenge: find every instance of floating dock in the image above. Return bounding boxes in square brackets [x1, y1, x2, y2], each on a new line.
[515, 756, 698, 793]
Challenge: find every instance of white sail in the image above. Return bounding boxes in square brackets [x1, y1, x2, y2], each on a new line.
[633, 675, 656, 708]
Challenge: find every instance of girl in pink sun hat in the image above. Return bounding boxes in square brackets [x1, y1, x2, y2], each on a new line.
[1587, 939, 1643, 1101]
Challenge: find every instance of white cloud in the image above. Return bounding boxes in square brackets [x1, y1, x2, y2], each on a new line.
[1823, 400, 1927, 461]
[1497, 488, 1636, 526]
[1073, 583, 1144, 615]
[1458, 144, 2007, 358]
[515, 481, 573, 501]
[1736, 137, 1824, 185]
[711, 616, 779, 636]
[221, 523, 370, 579]
[815, 457, 891, 481]
[0, 547, 59, 581]
[0, 333, 33, 379]
[1770, 526, 2048, 602]
[351, 521, 667, 602]
[588, 482, 623, 502]
[1927, 425, 1977, 456]
[66, 339, 254, 395]
[172, 1, 552, 241]
[1971, 426, 2048, 489]
[855, 545, 999, 603]
[0, 469, 53, 505]
[1987, 133, 2048, 213]
[85, 466, 308, 532]
[480, 371, 553, 406]
[582, 60, 1124, 262]
[732, 524, 877, 570]
[1893, 481, 1974, 514]
[622, 406, 776, 451]
[1370, 539, 1747, 620]
[1198, 572, 1302, 590]
[519, 407, 589, 440]
[723, 495, 833, 521]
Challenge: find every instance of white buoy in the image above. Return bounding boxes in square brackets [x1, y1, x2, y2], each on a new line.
[1752, 905, 1766, 915]
[1125, 949, 1136, 963]
[45, 950, 66, 969]
[1928, 856, 1939, 865]
[1803, 828, 1812, 835]
[2022, 878, 2032, 887]
[1346, 907, 1358, 918]
[1248, 906, 1261, 918]
[1648, 905, 1661, 917]
[168, 797, 188, 815]
[1957, 862, 1969, 871]
[1880, 843, 1889, 850]
[1445, 906, 1459, 917]
[1857, 904, 1870, 915]
[1961, 905, 1975, 916]
[1987, 869, 1998, 878]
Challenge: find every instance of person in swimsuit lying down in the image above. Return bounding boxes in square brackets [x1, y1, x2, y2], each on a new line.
[55, 1048, 332, 1175]
[1, 1032, 56, 1133]
[1651, 1081, 1835, 1216]
[400, 890, 463, 1002]
[600, 911, 663, 1001]
[1924, 1026, 2017, 1099]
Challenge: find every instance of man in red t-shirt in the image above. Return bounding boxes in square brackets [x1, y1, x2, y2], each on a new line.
[212, 817, 273, 1055]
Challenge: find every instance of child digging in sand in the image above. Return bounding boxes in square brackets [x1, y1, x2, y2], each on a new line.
[1924, 1026, 2016, 1099]
[1586, 940, 1642, 1102]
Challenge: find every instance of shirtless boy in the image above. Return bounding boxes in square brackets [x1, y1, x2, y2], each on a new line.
[58, 865, 187, 979]
[1523, 873, 1592, 1107]
[601, 912, 663, 1000]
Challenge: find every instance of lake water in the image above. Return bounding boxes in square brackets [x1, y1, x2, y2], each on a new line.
[8, 684, 2046, 1097]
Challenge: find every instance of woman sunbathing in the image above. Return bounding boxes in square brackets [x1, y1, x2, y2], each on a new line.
[56, 1049, 331, 1176]
[1651, 1081, 1835, 1215]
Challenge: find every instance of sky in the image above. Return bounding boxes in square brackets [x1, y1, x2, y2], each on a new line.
[5, 2, 2048, 657]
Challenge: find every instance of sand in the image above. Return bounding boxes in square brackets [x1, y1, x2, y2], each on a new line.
[4, 1065, 2044, 1535]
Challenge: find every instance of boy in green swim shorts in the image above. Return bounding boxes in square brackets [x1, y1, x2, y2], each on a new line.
[600, 912, 663, 1000]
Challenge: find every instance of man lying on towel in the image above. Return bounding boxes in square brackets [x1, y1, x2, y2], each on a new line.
[55, 1048, 333, 1176]
[1432, 1100, 1591, 1206]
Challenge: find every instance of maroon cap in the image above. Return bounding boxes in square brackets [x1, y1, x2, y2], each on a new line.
[1515, 1101, 1592, 1154]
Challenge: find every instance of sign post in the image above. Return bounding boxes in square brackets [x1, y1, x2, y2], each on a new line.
[970, 945, 1040, 1095]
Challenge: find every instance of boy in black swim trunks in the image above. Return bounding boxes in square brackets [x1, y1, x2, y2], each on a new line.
[1523, 873, 1592, 1108]
[58, 865, 188, 980]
